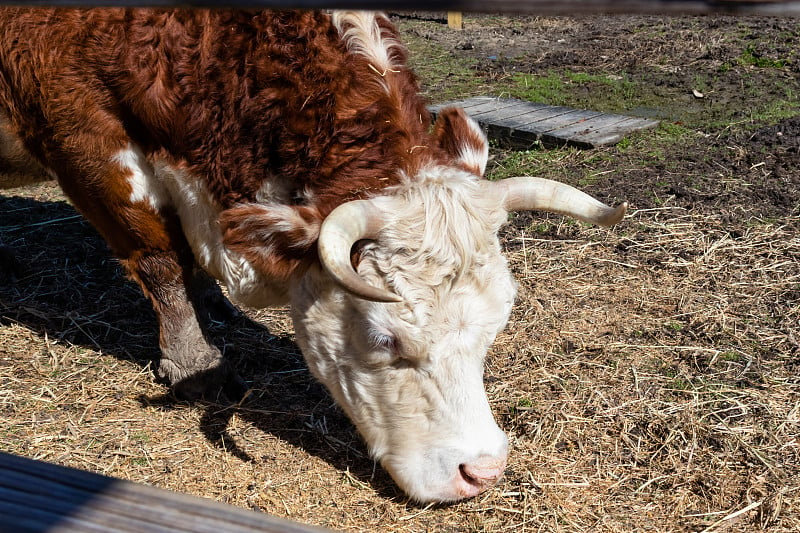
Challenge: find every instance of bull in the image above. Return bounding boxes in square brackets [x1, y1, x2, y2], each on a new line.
[0, 9, 626, 502]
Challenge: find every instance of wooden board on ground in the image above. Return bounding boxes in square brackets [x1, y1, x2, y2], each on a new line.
[0, 452, 331, 533]
[447, 12, 463, 29]
[429, 96, 659, 148]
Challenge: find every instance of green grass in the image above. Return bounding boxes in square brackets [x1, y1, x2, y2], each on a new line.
[517, 397, 534, 408]
[743, 96, 800, 125]
[132, 431, 150, 443]
[401, 21, 481, 102]
[665, 321, 684, 333]
[738, 45, 789, 69]
[485, 119, 693, 186]
[501, 66, 796, 134]
[508, 71, 637, 107]
[717, 351, 747, 364]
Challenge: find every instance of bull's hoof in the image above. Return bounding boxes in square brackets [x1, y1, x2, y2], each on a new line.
[160, 359, 250, 404]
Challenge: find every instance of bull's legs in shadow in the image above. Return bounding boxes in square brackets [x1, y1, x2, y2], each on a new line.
[191, 266, 242, 327]
[130, 252, 249, 402]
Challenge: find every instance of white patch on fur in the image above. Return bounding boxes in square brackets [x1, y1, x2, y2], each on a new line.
[262, 204, 319, 245]
[110, 145, 292, 307]
[458, 116, 489, 177]
[151, 161, 289, 308]
[224, 202, 320, 265]
[332, 11, 403, 74]
[112, 144, 168, 210]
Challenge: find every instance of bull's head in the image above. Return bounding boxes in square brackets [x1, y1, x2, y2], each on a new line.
[288, 109, 626, 503]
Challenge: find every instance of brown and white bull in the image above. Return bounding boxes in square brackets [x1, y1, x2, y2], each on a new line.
[0, 9, 626, 502]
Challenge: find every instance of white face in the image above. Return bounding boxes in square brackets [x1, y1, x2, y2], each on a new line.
[289, 169, 516, 502]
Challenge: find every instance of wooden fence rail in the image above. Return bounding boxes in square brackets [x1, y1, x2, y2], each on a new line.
[0, 452, 333, 533]
[3, 0, 800, 15]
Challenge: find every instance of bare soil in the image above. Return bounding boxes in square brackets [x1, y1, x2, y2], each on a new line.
[1, 12, 799, 533]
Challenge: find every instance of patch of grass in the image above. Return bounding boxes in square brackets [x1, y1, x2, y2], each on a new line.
[738, 45, 789, 69]
[655, 122, 693, 141]
[509, 71, 569, 104]
[743, 97, 800, 126]
[130, 457, 149, 467]
[400, 22, 481, 102]
[669, 376, 694, 391]
[615, 137, 634, 150]
[487, 146, 581, 181]
[498, 69, 720, 132]
[665, 321, 684, 332]
[132, 431, 150, 443]
[517, 397, 534, 408]
[507, 70, 637, 108]
[530, 221, 556, 234]
[717, 351, 747, 363]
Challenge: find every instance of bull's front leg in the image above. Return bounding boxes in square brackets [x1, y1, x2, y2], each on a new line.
[128, 252, 248, 401]
[38, 131, 248, 402]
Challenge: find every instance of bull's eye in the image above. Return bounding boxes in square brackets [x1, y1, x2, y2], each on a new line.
[370, 332, 397, 351]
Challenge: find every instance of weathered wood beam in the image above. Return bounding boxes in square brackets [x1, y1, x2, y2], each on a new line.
[429, 97, 660, 149]
[0, 452, 332, 533]
[447, 11, 463, 29]
[3, 0, 800, 15]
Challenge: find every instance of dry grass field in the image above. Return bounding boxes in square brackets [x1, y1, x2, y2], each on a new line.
[1, 12, 799, 533]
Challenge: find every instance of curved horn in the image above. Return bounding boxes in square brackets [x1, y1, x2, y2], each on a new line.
[318, 199, 403, 303]
[489, 176, 627, 226]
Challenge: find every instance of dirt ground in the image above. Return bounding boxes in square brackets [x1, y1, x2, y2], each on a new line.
[1, 12, 799, 533]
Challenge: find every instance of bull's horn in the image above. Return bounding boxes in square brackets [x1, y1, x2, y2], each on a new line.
[318, 199, 403, 303]
[489, 176, 627, 226]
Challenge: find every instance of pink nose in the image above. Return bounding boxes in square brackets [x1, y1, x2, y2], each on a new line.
[455, 455, 507, 499]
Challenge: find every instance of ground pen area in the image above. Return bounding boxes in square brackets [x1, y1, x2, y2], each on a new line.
[1, 12, 799, 533]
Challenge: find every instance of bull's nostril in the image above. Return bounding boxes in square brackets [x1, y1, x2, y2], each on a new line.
[458, 456, 506, 490]
[459, 463, 477, 485]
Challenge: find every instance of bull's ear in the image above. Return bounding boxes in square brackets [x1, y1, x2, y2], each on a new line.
[219, 204, 322, 282]
[433, 106, 489, 177]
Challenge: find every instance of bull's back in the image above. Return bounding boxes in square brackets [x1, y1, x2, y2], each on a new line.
[0, 9, 127, 170]
[0, 9, 124, 100]
[0, 9, 355, 200]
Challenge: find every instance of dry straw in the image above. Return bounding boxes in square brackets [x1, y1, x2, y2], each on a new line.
[2, 175, 798, 532]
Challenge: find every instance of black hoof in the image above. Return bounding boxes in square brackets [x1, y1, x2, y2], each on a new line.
[166, 363, 250, 404]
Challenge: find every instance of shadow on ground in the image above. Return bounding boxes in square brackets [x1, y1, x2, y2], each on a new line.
[0, 193, 402, 502]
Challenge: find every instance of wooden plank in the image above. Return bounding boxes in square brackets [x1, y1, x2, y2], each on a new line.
[478, 104, 576, 128]
[544, 111, 655, 139]
[5, 1, 800, 15]
[570, 116, 660, 146]
[429, 96, 516, 114]
[499, 108, 603, 148]
[447, 11, 463, 29]
[466, 99, 551, 120]
[430, 97, 533, 118]
[537, 109, 611, 132]
[0, 500, 120, 533]
[521, 108, 606, 131]
[0, 452, 332, 533]
[429, 97, 659, 148]
[529, 110, 608, 146]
